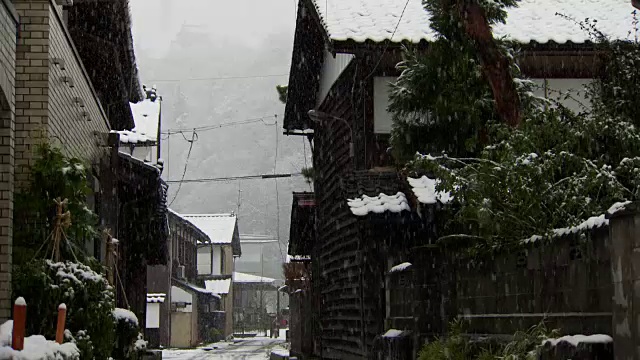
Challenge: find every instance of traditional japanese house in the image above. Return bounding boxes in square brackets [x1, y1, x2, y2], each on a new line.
[0, 0, 145, 319]
[283, 0, 636, 358]
[180, 213, 242, 339]
[232, 271, 279, 334]
[159, 209, 225, 348]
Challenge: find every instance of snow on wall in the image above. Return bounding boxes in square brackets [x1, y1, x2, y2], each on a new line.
[542, 334, 613, 347]
[347, 192, 410, 216]
[523, 212, 612, 244]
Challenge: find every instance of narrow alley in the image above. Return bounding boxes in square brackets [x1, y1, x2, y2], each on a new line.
[163, 337, 286, 360]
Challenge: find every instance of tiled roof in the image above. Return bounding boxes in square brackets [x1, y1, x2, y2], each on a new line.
[312, 0, 635, 44]
[347, 192, 410, 216]
[147, 293, 166, 303]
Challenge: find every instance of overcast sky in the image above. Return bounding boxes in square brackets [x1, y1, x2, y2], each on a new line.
[129, 0, 307, 278]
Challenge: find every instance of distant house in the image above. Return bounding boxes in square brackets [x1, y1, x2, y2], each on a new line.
[283, 0, 636, 357]
[179, 213, 242, 338]
[233, 271, 280, 333]
[149, 209, 223, 348]
[115, 85, 163, 165]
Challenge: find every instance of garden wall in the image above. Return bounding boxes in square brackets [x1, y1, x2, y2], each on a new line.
[454, 226, 612, 337]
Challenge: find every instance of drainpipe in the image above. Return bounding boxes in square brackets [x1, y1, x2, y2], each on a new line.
[157, 96, 162, 162]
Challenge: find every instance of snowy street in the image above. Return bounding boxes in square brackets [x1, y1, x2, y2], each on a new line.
[162, 337, 287, 360]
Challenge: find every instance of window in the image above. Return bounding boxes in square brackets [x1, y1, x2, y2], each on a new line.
[388, 271, 413, 318]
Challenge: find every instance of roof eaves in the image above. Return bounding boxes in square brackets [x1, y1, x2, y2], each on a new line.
[168, 209, 213, 244]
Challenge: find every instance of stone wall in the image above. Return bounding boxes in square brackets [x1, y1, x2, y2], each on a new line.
[0, 0, 16, 321]
[455, 227, 612, 336]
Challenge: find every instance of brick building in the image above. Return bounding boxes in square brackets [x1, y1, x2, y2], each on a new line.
[0, 0, 143, 320]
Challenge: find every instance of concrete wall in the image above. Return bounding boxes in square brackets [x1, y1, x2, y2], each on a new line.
[170, 312, 193, 348]
[608, 206, 640, 360]
[0, 0, 16, 321]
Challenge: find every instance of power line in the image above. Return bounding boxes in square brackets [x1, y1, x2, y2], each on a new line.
[146, 74, 288, 83]
[165, 173, 302, 184]
[363, 0, 411, 81]
[162, 115, 280, 135]
[168, 129, 198, 206]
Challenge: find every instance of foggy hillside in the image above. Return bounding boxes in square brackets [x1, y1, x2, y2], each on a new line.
[130, 0, 309, 279]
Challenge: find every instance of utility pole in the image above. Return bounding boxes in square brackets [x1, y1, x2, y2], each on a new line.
[260, 251, 265, 336]
[276, 286, 280, 338]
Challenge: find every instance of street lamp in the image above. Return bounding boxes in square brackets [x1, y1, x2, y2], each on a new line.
[307, 110, 354, 157]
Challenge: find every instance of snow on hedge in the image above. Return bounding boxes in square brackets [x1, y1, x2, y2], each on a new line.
[0, 320, 80, 360]
[407, 176, 452, 205]
[112, 308, 139, 327]
[46, 260, 105, 285]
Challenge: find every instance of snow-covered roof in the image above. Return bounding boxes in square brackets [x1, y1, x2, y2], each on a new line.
[408, 176, 452, 205]
[204, 278, 232, 294]
[389, 262, 412, 273]
[130, 98, 160, 139]
[179, 214, 238, 245]
[312, 0, 635, 44]
[147, 293, 166, 303]
[234, 271, 277, 284]
[174, 280, 221, 299]
[113, 129, 155, 145]
[347, 192, 410, 216]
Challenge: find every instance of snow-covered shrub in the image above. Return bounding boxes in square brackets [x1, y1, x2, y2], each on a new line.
[13, 143, 98, 265]
[0, 320, 81, 360]
[112, 308, 147, 360]
[13, 260, 115, 359]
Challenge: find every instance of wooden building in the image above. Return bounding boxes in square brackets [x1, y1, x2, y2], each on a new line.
[283, 0, 636, 358]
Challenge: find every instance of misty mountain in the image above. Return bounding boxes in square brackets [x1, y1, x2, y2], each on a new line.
[131, 0, 309, 279]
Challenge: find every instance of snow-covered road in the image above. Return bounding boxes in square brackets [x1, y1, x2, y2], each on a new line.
[162, 337, 286, 360]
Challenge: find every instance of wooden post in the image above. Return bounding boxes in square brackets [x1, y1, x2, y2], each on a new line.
[56, 303, 67, 344]
[12, 297, 26, 350]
